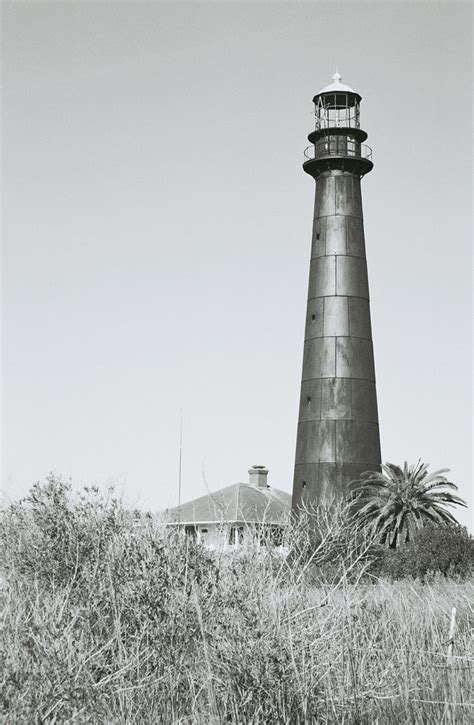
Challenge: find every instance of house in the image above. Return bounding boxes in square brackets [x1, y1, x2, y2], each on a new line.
[165, 466, 291, 547]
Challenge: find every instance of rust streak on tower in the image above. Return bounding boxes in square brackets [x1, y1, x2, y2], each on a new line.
[292, 73, 381, 510]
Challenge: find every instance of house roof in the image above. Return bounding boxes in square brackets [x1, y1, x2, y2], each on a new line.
[165, 482, 291, 525]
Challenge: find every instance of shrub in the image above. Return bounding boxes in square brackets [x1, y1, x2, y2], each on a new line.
[0, 474, 130, 587]
[374, 524, 474, 580]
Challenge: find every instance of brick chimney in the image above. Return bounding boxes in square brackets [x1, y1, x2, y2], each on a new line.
[248, 465, 269, 488]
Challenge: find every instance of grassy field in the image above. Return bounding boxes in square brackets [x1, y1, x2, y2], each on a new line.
[1, 480, 472, 724]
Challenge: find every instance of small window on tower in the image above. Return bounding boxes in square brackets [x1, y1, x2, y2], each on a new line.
[302, 481, 307, 489]
[307, 396, 311, 405]
[311, 314, 316, 321]
[316, 233, 320, 240]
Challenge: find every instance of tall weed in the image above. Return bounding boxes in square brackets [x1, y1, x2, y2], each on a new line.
[1, 478, 472, 723]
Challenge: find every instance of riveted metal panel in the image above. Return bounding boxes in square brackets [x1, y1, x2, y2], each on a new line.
[336, 256, 369, 298]
[305, 297, 324, 339]
[308, 256, 336, 298]
[298, 379, 322, 422]
[302, 337, 336, 379]
[311, 216, 327, 258]
[348, 297, 372, 339]
[352, 178, 363, 216]
[336, 337, 375, 380]
[335, 175, 362, 217]
[325, 215, 347, 255]
[346, 215, 366, 257]
[324, 296, 349, 336]
[351, 379, 379, 423]
[320, 463, 344, 500]
[304, 420, 336, 463]
[295, 421, 335, 464]
[336, 421, 381, 464]
[292, 463, 320, 510]
[314, 175, 336, 217]
[295, 422, 308, 464]
[321, 378, 352, 419]
[335, 175, 351, 216]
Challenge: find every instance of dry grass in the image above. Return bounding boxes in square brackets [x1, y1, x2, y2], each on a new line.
[1, 480, 472, 723]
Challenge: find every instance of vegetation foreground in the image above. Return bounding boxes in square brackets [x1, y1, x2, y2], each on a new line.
[1, 479, 472, 724]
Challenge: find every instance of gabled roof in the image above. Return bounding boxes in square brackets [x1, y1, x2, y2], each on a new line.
[165, 482, 291, 525]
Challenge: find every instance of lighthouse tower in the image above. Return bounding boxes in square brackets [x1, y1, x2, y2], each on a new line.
[292, 73, 381, 510]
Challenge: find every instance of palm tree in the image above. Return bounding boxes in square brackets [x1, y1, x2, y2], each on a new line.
[350, 461, 467, 548]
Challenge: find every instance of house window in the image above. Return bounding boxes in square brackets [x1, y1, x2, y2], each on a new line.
[256, 525, 283, 547]
[271, 527, 283, 547]
[229, 526, 244, 545]
[185, 525, 197, 540]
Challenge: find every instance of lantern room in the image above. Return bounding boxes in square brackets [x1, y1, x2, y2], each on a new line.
[314, 72, 361, 130]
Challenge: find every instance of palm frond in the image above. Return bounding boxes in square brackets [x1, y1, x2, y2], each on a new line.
[424, 492, 467, 507]
[383, 463, 404, 480]
[411, 460, 429, 483]
[420, 468, 451, 485]
[422, 480, 459, 493]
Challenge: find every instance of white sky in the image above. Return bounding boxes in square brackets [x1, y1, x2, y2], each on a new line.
[2, 1, 472, 530]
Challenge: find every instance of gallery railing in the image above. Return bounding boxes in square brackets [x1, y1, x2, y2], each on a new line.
[303, 142, 373, 162]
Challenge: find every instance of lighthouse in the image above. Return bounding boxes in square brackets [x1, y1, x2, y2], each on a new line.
[292, 73, 381, 510]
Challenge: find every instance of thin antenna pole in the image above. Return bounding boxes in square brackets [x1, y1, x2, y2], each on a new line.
[177, 409, 183, 526]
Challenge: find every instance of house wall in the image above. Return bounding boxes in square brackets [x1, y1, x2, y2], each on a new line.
[186, 523, 237, 547]
[185, 523, 283, 548]
[197, 524, 226, 547]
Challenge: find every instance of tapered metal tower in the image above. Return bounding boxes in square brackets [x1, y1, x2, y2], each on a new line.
[292, 73, 381, 510]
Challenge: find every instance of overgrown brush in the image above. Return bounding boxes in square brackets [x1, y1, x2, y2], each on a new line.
[1, 477, 472, 723]
[373, 523, 474, 580]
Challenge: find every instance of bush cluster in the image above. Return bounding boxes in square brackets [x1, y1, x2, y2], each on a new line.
[372, 524, 474, 581]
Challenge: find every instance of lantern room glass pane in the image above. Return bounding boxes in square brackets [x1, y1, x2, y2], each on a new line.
[315, 95, 360, 130]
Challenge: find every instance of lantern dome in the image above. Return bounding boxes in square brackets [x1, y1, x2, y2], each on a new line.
[317, 72, 356, 95]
